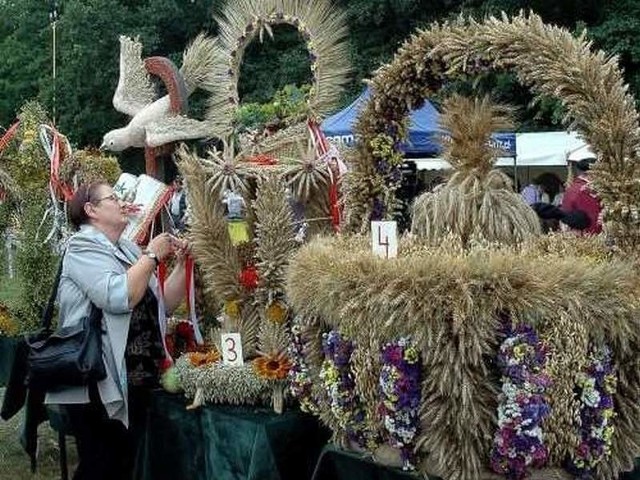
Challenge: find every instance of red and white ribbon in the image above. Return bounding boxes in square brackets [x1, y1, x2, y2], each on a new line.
[308, 120, 347, 232]
[184, 255, 204, 345]
[156, 261, 173, 366]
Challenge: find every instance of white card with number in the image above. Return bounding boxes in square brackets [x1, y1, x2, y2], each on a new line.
[371, 221, 398, 259]
[221, 333, 244, 366]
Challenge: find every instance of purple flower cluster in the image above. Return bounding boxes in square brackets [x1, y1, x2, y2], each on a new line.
[319, 330, 366, 445]
[565, 344, 617, 478]
[490, 323, 552, 480]
[287, 322, 319, 414]
[378, 337, 422, 470]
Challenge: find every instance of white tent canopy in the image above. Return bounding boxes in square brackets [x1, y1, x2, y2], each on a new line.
[414, 131, 591, 170]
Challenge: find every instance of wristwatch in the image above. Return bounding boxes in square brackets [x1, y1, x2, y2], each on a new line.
[144, 250, 160, 266]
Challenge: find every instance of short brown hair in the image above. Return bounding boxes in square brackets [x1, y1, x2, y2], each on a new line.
[67, 182, 107, 229]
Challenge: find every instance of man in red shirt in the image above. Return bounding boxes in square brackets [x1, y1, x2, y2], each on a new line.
[561, 158, 602, 235]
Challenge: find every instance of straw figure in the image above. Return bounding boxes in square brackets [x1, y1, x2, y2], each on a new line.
[411, 95, 541, 245]
[286, 12, 640, 480]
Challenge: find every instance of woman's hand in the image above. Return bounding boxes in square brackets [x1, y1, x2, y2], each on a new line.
[146, 232, 175, 262]
[171, 236, 191, 264]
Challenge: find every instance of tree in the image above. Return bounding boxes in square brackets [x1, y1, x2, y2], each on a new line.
[0, 0, 50, 127]
[0, 0, 637, 148]
[587, 0, 640, 106]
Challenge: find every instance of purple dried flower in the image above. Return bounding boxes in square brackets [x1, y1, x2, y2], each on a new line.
[491, 322, 551, 479]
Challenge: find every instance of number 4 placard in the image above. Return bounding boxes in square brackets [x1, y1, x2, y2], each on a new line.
[371, 221, 398, 259]
[221, 333, 244, 366]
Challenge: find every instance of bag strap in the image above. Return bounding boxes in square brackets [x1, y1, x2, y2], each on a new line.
[40, 254, 65, 331]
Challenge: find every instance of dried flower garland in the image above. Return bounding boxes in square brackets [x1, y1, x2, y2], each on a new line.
[565, 344, 617, 478]
[379, 337, 422, 470]
[320, 330, 366, 446]
[490, 323, 552, 480]
[287, 323, 319, 414]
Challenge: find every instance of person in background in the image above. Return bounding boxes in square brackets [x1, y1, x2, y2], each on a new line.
[552, 183, 564, 207]
[169, 176, 187, 231]
[520, 177, 543, 205]
[561, 158, 602, 235]
[531, 202, 590, 233]
[46, 182, 189, 480]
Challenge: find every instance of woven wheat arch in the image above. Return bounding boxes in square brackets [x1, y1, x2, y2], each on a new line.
[207, 0, 351, 136]
[347, 12, 640, 248]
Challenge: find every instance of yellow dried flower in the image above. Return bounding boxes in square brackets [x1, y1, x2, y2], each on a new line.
[265, 301, 287, 324]
[224, 300, 240, 319]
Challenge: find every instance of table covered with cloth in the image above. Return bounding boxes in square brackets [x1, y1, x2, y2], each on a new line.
[136, 391, 330, 480]
[310, 445, 640, 480]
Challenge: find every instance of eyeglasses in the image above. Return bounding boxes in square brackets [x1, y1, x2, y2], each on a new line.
[92, 193, 120, 204]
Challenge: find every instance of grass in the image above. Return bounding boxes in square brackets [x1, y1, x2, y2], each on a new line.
[0, 389, 78, 480]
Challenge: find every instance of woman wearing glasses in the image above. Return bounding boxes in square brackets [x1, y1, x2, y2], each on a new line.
[45, 182, 188, 480]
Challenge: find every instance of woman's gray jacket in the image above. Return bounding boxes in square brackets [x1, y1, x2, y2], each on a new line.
[45, 225, 161, 428]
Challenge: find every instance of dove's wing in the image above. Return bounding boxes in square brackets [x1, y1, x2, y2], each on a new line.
[112, 36, 156, 117]
[145, 116, 216, 147]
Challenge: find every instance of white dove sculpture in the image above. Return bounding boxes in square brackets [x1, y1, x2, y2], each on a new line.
[101, 34, 219, 152]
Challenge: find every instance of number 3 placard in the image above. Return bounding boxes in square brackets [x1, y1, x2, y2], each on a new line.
[371, 221, 398, 259]
[221, 333, 244, 366]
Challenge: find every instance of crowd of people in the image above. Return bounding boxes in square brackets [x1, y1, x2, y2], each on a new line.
[520, 158, 602, 235]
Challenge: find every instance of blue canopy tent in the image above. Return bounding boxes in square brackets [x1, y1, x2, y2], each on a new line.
[322, 87, 516, 157]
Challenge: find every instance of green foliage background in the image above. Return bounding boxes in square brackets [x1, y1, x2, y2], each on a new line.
[14, 192, 58, 332]
[0, 0, 638, 157]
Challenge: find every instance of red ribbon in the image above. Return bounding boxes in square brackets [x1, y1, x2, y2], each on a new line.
[157, 260, 167, 296]
[0, 121, 20, 153]
[48, 126, 74, 201]
[308, 120, 341, 232]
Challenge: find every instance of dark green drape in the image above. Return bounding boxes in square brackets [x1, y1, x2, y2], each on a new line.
[0, 336, 638, 480]
[310, 444, 423, 480]
[311, 445, 640, 480]
[138, 391, 330, 480]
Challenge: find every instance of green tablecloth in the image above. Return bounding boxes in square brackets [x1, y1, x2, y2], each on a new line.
[311, 444, 422, 480]
[311, 444, 640, 480]
[621, 459, 640, 480]
[0, 336, 19, 386]
[138, 391, 329, 480]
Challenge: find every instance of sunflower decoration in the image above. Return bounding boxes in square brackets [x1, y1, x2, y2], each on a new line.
[253, 351, 292, 381]
[187, 349, 221, 367]
[265, 300, 288, 324]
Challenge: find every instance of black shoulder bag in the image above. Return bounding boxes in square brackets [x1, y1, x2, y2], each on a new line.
[25, 256, 107, 391]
